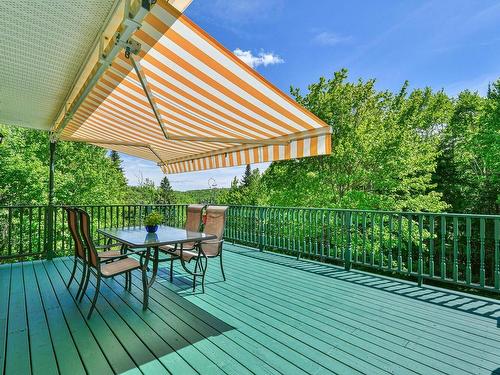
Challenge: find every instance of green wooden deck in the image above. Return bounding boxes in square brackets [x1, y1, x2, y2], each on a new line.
[1, 244, 500, 375]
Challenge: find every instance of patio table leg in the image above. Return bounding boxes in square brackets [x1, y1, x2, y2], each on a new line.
[147, 246, 159, 288]
[142, 247, 151, 310]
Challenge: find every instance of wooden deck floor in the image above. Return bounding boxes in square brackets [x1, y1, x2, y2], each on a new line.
[1, 244, 500, 375]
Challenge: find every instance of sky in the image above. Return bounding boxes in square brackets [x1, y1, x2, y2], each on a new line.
[121, 0, 500, 190]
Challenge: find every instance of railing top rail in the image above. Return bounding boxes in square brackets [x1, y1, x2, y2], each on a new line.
[0, 205, 47, 209]
[227, 205, 500, 219]
[1, 203, 498, 218]
[52, 203, 188, 208]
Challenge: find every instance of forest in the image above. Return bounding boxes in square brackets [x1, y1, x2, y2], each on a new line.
[1, 70, 498, 214]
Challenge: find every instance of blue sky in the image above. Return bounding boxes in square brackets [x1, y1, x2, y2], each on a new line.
[121, 0, 500, 190]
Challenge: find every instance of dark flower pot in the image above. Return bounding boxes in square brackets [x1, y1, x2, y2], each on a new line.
[145, 225, 159, 233]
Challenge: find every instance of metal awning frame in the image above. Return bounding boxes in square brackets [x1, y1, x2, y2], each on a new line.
[51, 0, 154, 139]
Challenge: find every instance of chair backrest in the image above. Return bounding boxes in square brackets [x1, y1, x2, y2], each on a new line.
[202, 206, 228, 256]
[76, 208, 99, 268]
[185, 204, 204, 232]
[65, 207, 85, 260]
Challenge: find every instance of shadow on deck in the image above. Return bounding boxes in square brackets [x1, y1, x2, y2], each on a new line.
[1, 244, 499, 375]
[230, 245, 500, 322]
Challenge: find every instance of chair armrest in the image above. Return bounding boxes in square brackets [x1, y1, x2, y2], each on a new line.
[201, 239, 223, 244]
[100, 248, 148, 261]
[96, 243, 123, 250]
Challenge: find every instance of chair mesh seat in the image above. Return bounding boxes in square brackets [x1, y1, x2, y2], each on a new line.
[161, 248, 199, 261]
[101, 258, 141, 277]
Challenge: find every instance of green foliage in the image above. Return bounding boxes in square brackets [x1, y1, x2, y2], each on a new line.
[0, 126, 128, 205]
[127, 178, 160, 204]
[144, 211, 163, 226]
[217, 167, 266, 205]
[261, 70, 449, 211]
[433, 81, 500, 214]
[175, 188, 228, 204]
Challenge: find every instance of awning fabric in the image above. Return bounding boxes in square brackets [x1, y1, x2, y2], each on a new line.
[57, 0, 331, 174]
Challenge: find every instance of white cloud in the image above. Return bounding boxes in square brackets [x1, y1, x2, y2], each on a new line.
[233, 48, 284, 69]
[312, 31, 351, 46]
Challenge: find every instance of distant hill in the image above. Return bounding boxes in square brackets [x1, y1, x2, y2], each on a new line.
[174, 188, 228, 204]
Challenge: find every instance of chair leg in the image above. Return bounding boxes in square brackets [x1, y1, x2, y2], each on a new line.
[192, 259, 199, 292]
[170, 258, 174, 282]
[219, 253, 226, 281]
[201, 257, 208, 293]
[78, 267, 91, 302]
[87, 275, 100, 319]
[141, 267, 149, 310]
[67, 257, 77, 289]
[125, 272, 129, 291]
[128, 271, 132, 291]
[75, 262, 87, 300]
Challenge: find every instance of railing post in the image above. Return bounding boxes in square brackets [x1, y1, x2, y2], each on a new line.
[494, 218, 500, 291]
[45, 140, 56, 260]
[258, 207, 265, 251]
[344, 211, 352, 271]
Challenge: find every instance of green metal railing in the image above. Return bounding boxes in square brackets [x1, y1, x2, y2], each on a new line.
[224, 206, 500, 293]
[0, 204, 187, 260]
[1, 204, 499, 294]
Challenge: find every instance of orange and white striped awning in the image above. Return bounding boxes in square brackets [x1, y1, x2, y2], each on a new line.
[55, 0, 331, 174]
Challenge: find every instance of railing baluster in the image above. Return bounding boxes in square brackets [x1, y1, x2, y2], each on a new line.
[440, 216, 446, 280]
[38, 207, 42, 253]
[429, 215, 434, 278]
[352, 212, 358, 263]
[8, 207, 13, 256]
[453, 216, 459, 282]
[379, 213, 384, 269]
[418, 215, 423, 285]
[388, 214, 393, 270]
[362, 212, 367, 264]
[29, 207, 33, 254]
[397, 214, 402, 272]
[480, 218, 485, 287]
[19, 208, 24, 255]
[466, 217, 472, 285]
[495, 218, 500, 290]
[370, 213, 375, 266]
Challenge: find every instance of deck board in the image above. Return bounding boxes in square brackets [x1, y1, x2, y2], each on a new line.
[22, 262, 58, 375]
[1, 245, 500, 375]
[5, 263, 30, 375]
[0, 264, 11, 375]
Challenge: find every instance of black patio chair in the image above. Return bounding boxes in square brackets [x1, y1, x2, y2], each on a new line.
[158, 204, 205, 279]
[75, 208, 151, 319]
[160, 205, 228, 292]
[65, 207, 126, 295]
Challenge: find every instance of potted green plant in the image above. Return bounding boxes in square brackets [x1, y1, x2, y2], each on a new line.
[144, 211, 163, 233]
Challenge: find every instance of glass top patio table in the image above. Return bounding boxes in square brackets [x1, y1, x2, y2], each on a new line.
[97, 225, 217, 248]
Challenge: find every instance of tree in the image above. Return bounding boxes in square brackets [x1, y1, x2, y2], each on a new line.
[242, 164, 252, 187]
[261, 69, 449, 211]
[157, 176, 175, 204]
[109, 150, 123, 173]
